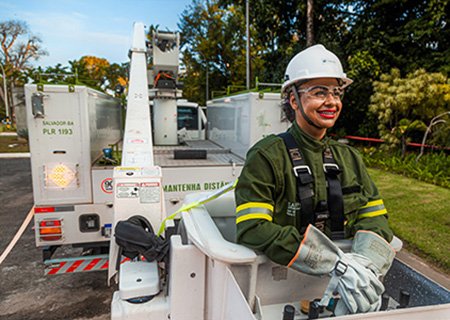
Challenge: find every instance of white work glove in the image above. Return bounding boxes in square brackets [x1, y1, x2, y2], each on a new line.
[289, 225, 385, 315]
[333, 230, 396, 316]
[350, 230, 396, 277]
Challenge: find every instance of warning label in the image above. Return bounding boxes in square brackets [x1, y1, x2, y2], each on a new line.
[140, 182, 160, 203]
[116, 183, 139, 198]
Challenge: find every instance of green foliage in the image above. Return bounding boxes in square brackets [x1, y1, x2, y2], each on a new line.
[0, 122, 15, 133]
[369, 69, 450, 154]
[345, 0, 450, 75]
[368, 168, 450, 273]
[361, 148, 450, 189]
[336, 51, 381, 136]
[25, 58, 128, 95]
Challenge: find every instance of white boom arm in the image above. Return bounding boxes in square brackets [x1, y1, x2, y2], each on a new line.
[121, 22, 154, 167]
[108, 22, 165, 283]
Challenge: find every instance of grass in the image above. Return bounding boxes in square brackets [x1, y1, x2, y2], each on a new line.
[0, 135, 29, 153]
[368, 168, 450, 274]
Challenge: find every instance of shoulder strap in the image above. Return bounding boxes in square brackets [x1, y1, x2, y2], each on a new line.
[323, 147, 345, 239]
[278, 132, 314, 233]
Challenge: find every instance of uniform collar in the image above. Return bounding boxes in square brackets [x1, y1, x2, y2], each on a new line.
[288, 121, 330, 151]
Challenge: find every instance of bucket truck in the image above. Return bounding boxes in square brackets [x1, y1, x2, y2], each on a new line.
[108, 22, 450, 320]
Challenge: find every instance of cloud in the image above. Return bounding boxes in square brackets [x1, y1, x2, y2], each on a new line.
[0, 0, 191, 67]
[14, 10, 130, 66]
[86, 32, 130, 47]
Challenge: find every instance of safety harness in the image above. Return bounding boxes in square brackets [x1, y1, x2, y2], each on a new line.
[278, 131, 345, 240]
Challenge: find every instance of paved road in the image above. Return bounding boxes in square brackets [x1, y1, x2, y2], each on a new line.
[0, 158, 115, 320]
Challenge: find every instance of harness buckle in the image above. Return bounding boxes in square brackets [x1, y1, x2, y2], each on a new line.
[334, 260, 348, 276]
[293, 165, 311, 177]
[323, 163, 340, 174]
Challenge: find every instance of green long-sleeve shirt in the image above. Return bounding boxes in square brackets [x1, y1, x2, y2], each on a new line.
[235, 121, 393, 266]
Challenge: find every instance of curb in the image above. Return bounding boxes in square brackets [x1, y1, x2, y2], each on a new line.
[396, 250, 450, 290]
[0, 153, 30, 158]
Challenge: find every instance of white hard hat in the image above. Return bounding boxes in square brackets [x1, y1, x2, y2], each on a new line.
[281, 44, 353, 94]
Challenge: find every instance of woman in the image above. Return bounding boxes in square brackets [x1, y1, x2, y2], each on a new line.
[234, 44, 396, 315]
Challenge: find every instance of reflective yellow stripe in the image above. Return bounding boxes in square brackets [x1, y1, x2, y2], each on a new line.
[236, 213, 273, 224]
[360, 199, 383, 209]
[236, 202, 274, 213]
[358, 208, 388, 219]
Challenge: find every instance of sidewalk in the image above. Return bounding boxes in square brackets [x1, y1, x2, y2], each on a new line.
[0, 132, 17, 136]
[0, 152, 30, 158]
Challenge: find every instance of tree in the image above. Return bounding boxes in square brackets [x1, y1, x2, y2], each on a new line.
[369, 69, 450, 156]
[23, 58, 128, 97]
[178, 0, 264, 105]
[0, 19, 47, 118]
[331, 0, 450, 137]
[345, 0, 450, 75]
[69, 56, 110, 90]
[0, 20, 47, 69]
[306, 0, 314, 47]
[336, 50, 381, 137]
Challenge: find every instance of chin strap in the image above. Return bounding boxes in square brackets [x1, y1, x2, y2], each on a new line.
[291, 86, 323, 129]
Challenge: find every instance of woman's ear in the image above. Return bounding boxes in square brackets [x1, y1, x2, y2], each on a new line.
[289, 92, 298, 111]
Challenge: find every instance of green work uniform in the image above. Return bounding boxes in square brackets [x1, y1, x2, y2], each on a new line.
[235, 121, 393, 266]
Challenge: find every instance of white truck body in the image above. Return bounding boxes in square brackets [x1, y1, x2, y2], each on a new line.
[25, 85, 122, 251]
[24, 53, 287, 275]
[208, 92, 288, 159]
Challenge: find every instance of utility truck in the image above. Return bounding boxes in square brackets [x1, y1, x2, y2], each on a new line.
[25, 25, 288, 274]
[107, 22, 450, 320]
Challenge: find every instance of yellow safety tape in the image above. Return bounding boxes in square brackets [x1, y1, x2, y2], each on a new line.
[157, 179, 238, 236]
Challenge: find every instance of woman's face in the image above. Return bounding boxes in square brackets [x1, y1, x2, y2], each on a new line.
[290, 78, 343, 138]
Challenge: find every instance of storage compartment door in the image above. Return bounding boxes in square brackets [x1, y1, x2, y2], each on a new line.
[26, 85, 92, 205]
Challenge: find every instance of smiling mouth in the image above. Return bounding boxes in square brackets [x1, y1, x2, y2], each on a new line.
[317, 110, 337, 119]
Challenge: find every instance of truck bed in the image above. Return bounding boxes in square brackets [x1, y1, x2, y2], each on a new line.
[153, 140, 245, 167]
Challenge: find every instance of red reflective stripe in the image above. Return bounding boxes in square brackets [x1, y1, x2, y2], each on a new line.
[47, 261, 66, 275]
[35, 207, 55, 213]
[100, 260, 109, 269]
[100, 257, 130, 270]
[66, 260, 83, 273]
[83, 258, 102, 271]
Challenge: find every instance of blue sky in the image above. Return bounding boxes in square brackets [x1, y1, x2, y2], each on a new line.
[0, 0, 193, 67]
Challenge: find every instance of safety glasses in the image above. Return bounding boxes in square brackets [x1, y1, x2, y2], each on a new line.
[298, 85, 345, 101]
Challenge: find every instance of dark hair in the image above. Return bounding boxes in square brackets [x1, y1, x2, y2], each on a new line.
[281, 80, 307, 123]
[281, 95, 295, 123]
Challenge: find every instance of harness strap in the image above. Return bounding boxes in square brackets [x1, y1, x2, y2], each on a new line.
[279, 132, 314, 233]
[323, 148, 345, 239]
[279, 132, 345, 238]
